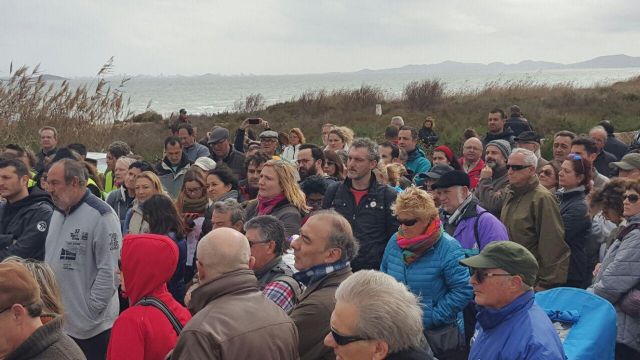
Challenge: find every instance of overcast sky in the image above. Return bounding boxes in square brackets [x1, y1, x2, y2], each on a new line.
[2, 0, 639, 77]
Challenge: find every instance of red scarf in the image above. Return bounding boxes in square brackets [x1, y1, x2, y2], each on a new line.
[257, 194, 286, 215]
[396, 217, 443, 265]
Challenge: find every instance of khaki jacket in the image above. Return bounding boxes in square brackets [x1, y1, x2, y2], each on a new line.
[290, 267, 353, 360]
[171, 269, 299, 360]
[501, 177, 570, 288]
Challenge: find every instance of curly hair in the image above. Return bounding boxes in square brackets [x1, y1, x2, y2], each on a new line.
[391, 186, 438, 224]
[590, 178, 628, 220]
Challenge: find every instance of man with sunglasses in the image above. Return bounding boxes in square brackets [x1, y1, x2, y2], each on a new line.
[501, 148, 569, 291]
[460, 241, 566, 360]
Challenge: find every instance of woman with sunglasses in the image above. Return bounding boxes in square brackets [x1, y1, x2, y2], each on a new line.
[323, 149, 345, 181]
[557, 154, 593, 289]
[380, 186, 473, 359]
[591, 179, 640, 359]
[537, 162, 561, 192]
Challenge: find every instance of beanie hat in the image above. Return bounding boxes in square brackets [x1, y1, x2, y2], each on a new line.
[486, 140, 512, 160]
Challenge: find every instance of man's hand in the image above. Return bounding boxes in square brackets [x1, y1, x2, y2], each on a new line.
[480, 165, 493, 179]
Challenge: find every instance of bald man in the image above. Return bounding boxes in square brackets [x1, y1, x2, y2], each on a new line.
[171, 228, 299, 360]
[460, 137, 485, 189]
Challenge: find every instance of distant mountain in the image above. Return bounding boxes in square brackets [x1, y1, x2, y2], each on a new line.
[41, 74, 68, 81]
[353, 54, 640, 74]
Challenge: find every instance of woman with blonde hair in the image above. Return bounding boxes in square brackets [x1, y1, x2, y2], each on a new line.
[123, 171, 164, 234]
[327, 126, 354, 152]
[245, 160, 307, 238]
[380, 186, 472, 358]
[282, 128, 306, 163]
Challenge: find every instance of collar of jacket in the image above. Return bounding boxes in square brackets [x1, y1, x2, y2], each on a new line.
[407, 146, 425, 160]
[476, 290, 534, 330]
[556, 185, 586, 200]
[342, 172, 378, 192]
[254, 256, 284, 280]
[508, 176, 540, 197]
[6, 316, 67, 358]
[189, 269, 259, 314]
[55, 189, 91, 215]
[294, 260, 349, 286]
[162, 153, 190, 172]
[39, 147, 58, 157]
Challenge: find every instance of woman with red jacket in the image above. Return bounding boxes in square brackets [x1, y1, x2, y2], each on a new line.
[107, 234, 192, 360]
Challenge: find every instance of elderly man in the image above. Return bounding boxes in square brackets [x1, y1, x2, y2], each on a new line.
[259, 130, 281, 158]
[0, 262, 85, 359]
[397, 126, 431, 179]
[476, 139, 511, 218]
[35, 126, 59, 173]
[156, 136, 192, 198]
[324, 270, 435, 360]
[44, 159, 122, 358]
[200, 198, 246, 240]
[434, 170, 508, 254]
[460, 137, 485, 189]
[610, 153, 640, 180]
[0, 159, 53, 261]
[515, 131, 548, 171]
[501, 148, 569, 290]
[208, 127, 246, 180]
[599, 120, 629, 160]
[552, 130, 576, 163]
[589, 126, 617, 178]
[177, 123, 210, 162]
[482, 108, 515, 147]
[289, 210, 359, 360]
[244, 215, 302, 313]
[322, 138, 398, 271]
[172, 228, 299, 359]
[390, 116, 404, 128]
[460, 241, 566, 359]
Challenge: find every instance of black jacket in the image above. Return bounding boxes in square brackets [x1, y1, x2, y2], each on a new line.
[0, 187, 54, 261]
[212, 145, 247, 180]
[482, 129, 515, 148]
[505, 116, 532, 137]
[594, 150, 617, 178]
[418, 127, 438, 147]
[604, 134, 629, 161]
[322, 175, 399, 271]
[557, 187, 592, 289]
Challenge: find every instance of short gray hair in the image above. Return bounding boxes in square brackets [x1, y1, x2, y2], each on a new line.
[350, 138, 379, 162]
[212, 198, 245, 224]
[244, 215, 286, 255]
[311, 210, 359, 261]
[335, 270, 425, 352]
[510, 148, 537, 167]
[58, 159, 87, 186]
[589, 126, 607, 138]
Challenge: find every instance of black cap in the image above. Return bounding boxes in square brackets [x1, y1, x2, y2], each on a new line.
[431, 170, 470, 190]
[514, 131, 542, 144]
[417, 164, 454, 180]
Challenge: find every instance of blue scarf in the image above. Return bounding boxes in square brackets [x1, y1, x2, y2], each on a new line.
[293, 260, 349, 286]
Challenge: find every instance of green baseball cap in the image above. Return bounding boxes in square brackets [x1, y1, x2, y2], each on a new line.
[460, 241, 539, 286]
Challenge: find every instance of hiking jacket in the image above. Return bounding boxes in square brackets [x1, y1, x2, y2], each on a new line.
[171, 269, 299, 360]
[245, 197, 303, 239]
[322, 175, 399, 271]
[405, 147, 432, 179]
[5, 316, 85, 360]
[604, 134, 629, 161]
[107, 234, 191, 360]
[290, 266, 352, 360]
[381, 232, 473, 331]
[505, 116, 533, 137]
[156, 155, 191, 199]
[482, 129, 515, 148]
[475, 165, 509, 218]
[442, 200, 508, 252]
[591, 214, 640, 352]
[557, 186, 592, 289]
[501, 178, 570, 289]
[469, 291, 566, 360]
[0, 187, 53, 261]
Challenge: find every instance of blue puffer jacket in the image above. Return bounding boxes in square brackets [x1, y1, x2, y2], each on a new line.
[380, 231, 473, 330]
[469, 291, 566, 360]
[405, 147, 431, 180]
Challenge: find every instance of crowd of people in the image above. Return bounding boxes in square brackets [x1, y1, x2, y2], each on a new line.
[1, 106, 640, 360]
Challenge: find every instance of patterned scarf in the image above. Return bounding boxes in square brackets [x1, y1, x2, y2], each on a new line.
[396, 217, 443, 265]
[293, 260, 349, 286]
[182, 195, 208, 214]
[257, 194, 286, 215]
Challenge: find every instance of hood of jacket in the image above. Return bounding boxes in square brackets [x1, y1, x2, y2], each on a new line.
[158, 153, 191, 175]
[4, 186, 53, 211]
[121, 233, 178, 304]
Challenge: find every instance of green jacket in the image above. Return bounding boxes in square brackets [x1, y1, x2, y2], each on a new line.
[501, 177, 570, 288]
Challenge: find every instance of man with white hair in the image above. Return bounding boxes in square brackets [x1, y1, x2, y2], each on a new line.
[514, 131, 548, 171]
[589, 126, 617, 178]
[324, 270, 435, 359]
[171, 228, 298, 359]
[390, 116, 404, 128]
[501, 148, 569, 291]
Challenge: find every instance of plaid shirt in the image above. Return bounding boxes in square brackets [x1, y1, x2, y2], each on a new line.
[263, 280, 295, 313]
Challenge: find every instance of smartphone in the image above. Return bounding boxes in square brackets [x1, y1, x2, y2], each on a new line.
[248, 118, 261, 125]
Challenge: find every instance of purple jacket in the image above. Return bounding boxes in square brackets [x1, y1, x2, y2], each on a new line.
[443, 203, 508, 251]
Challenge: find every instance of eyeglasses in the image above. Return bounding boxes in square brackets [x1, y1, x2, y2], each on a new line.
[330, 327, 368, 346]
[470, 268, 514, 284]
[397, 218, 418, 226]
[185, 187, 203, 194]
[506, 164, 532, 171]
[623, 194, 640, 204]
[248, 240, 271, 247]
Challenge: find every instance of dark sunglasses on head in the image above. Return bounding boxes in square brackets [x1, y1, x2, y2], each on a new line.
[470, 268, 514, 284]
[330, 327, 368, 346]
[506, 164, 532, 171]
[568, 153, 582, 160]
[396, 218, 418, 226]
[624, 194, 640, 204]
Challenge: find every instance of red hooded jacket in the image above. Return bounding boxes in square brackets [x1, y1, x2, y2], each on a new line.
[107, 234, 192, 360]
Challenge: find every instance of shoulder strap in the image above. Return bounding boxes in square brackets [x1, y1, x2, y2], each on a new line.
[473, 210, 489, 250]
[616, 223, 640, 242]
[135, 296, 183, 335]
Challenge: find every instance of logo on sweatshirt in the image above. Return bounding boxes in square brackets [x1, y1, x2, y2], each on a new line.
[36, 221, 47, 232]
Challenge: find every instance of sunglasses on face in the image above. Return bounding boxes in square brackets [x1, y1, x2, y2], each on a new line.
[396, 218, 418, 226]
[330, 327, 368, 346]
[506, 164, 532, 171]
[624, 194, 640, 204]
[470, 268, 514, 284]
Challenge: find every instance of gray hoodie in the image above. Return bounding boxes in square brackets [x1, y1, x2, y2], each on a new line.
[45, 190, 122, 339]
